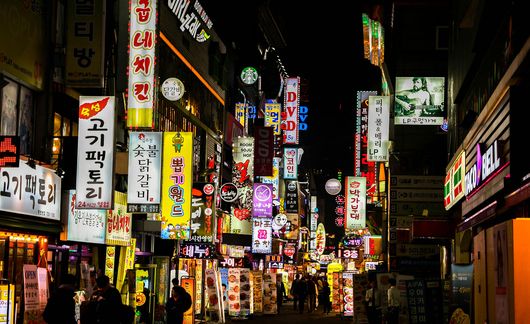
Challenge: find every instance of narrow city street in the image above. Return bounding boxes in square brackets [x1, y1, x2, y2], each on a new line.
[227, 301, 353, 324]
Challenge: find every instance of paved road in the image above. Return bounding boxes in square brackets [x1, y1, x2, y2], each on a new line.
[226, 301, 356, 324]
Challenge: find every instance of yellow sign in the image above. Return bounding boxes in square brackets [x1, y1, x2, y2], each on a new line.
[161, 132, 193, 239]
[0, 284, 14, 324]
[181, 277, 195, 324]
[105, 246, 115, 282]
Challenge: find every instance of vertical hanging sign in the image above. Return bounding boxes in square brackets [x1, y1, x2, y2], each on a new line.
[283, 147, 298, 179]
[76, 96, 115, 209]
[127, 132, 162, 213]
[345, 177, 366, 230]
[231, 137, 254, 234]
[282, 77, 300, 144]
[190, 183, 216, 243]
[368, 96, 390, 161]
[264, 103, 281, 135]
[127, 0, 157, 128]
[253, 126, 273, 176]
[161, 132, 193, 239]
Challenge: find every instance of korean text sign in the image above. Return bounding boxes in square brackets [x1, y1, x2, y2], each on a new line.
[66, 190, 106, 244]
[345, 177, 366, 229]
[76, 96, 115, 209]
[264, 103, 281, 135]
[127, 0, 157, 128]
[252, 183, 273, 218]
[106, 191, 132, 246]
[283, 147, 298, 179]
[161, 132, 193, 239]
[0, 163, 61, 220]
[252, 217, 272, 254]
[190, 183, 216, 243]
[368, 96, 390, 161]
[127, 132, 162, 213]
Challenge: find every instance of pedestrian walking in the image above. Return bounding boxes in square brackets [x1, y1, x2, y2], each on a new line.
[297, 276, 308, 314]
[307, 276, 317, 313]
[290, 274, 301, 310]
[166, 286, 193, 324]
[277, 280, 287, 314]
[387, 278, 400, 324]
[43, 273, 77, 324]
[365, 280, 381, 324]
[91, 275, 125, 324]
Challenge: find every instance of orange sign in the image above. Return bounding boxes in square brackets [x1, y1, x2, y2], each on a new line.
[0, 136, 19, 167]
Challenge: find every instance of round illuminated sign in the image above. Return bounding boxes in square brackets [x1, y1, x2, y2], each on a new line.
[325, 178, 342, 195]
[220, 183, 238, 203]
[240, 67, 258, 85]
[161, 78, 185, 101]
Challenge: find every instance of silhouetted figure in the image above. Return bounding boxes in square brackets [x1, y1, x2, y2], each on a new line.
[43, 273, 77, 324]
[93, 275, 123, 324]
[290, 274, 301, 310]
[166, 286, 192, 324]
[319, 281, 331, 314]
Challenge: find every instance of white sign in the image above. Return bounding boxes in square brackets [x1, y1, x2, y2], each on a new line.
[345, 177, 366, 229]
[261, 157, 280, 205]
[161, 78, 185, 101]
[368, 96, 389, 161]
[283, 147, 298, 179]
[0, 163, 61, 220]
[67, 190, 106, 244]
[23, 265, 39, 312]
[325, 178, 342, 195]
[127, 132, 162, 212]
[76, 96, 115, 209]
[282, 77, 300, 144]
[252, 218, 272, 254]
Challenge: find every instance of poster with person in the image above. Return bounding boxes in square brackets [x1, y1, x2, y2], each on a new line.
[394, 77, 445, 125]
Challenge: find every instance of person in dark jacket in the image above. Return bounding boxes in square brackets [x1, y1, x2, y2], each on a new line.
[43, 273, 77, 324]
[94, 275, 123, 324]
[166, 286, 192, 324]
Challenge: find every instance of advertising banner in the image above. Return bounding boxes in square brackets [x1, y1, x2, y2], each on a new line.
[0, 284, 14, 324]
[239, 269, 251, 316]
[23, 265, 40, 322]
[227, 269, 241, 316]
[252, 183, 273, 218]
[0, 163, 61, 220]
[283, 147, 298, 179]
[284, 213, 299, 241]
[231, 137, 254, 235]
[181, 277, 196, 324]
[205, 269, 223, 322]
[264, 103, 281, 135]
[252, 218, 272, 254]
[235, 103, 247, 130]
[367, 96, 390, 161]
[127, 0, 157, 128]
[104, 246, 115, 281]
[251, 271, 263, 313]
[66, 190, 106, 244]
[394, 77, 445, 125]
[127, 132, 162, 213]
[262, 273, 277, 314]
[76, 96, 115, 209]
[315, 223, 326, 256]
[261, 158, 280, 206]
[106, 191, 132, 246]
[179, 242, 214, 259]
[65, 0, 105, 87]
[345, 177, 366, 230]
[355, 91, 377, 176]
[190, 183, 216, 243]
[342, 272, 354, 316]
[282, 77, 300, 144]
[253, 126, 274, 176]
[161, 132, 193, 239]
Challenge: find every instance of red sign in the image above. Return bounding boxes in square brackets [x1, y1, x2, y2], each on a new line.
[0, 136, 19, 167]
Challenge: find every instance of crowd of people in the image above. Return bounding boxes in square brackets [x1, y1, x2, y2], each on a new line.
[288, 274, 331, 315]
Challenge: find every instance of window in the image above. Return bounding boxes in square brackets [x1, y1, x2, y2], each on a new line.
[0, 77, 35, 155]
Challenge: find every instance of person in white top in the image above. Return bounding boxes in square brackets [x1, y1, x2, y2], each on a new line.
[387, 278, 400, 324]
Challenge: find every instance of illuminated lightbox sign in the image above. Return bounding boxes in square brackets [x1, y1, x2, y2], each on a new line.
[444, 150, 466, 210]
[283, 147, 298, 179]
[66, 190, 106, 244]
[282, 77, 300, 144]
[76, 96, 115, 209]
[167, 0, 213, 42]
[0, 136, 19, 167]
[264, 103, 281, 135]
[299, 106, 308, 131]
[345, 177, 366, 230]
[465, 140, 503, 196]
[367, 96, 390, 161]
[252, 217, 272, 254]
[394, 77, 445, 125]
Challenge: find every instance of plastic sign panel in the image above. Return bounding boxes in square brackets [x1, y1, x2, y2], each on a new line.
[465, 140, 503, 197]
[283, 147, 298, 179]
[167, 0, 213, 42]
[345, 177, 366, 230]
[66, 190, 106, 244]
[299, 106, 309, 131]
[76, 96, 115, 209]
[106, 191, 132, 246]
[235, 103, 246, 129]
[161, 77, 185, 101]
[252, 218, 272, 254]
[368, 96, 390, 161]
[282, 77, 300, 144]
[190, 183, 216, 243]
[342, 272, 355, 316]
[231, 137, 254, 235]
[394, 77, 445, 125]
[260, 157, 280, 206]
[253, 183, 273, 218]
[0, 163, 61, 220]
[355, 91, 377, 176]
[127, 132, 162, 213]
[127, 0, 157, 128]
[227, 269, 241, 317]
[315, 223, 326, 256]
[241, 66, 258, 85]
[444, 150, 466, 210]
[161, 132, 193, 239]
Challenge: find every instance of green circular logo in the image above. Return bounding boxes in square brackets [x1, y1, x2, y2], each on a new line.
[240, 67, 258, 85]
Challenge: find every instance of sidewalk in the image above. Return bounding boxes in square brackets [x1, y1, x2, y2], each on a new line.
[226, 301, 354, 324]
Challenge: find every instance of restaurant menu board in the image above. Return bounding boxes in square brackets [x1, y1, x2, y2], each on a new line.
[251, 271, 263, 313]
[23, 265, 39, 322]
[332, 272, 343, 313]
[228, 269, 241, 316]
[105, 246, 115, 282]
[262, 273, 277, 314]
[181, 277, 196, 324]
[239, 269, 251, 316]
[353, 274, 369, 321]
[342, 272, 354, 316]
[220, 268, 229, 313]
[205, 269, 223, 322]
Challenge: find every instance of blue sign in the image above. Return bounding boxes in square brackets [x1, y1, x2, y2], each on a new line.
[299, 106, 308, 131]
